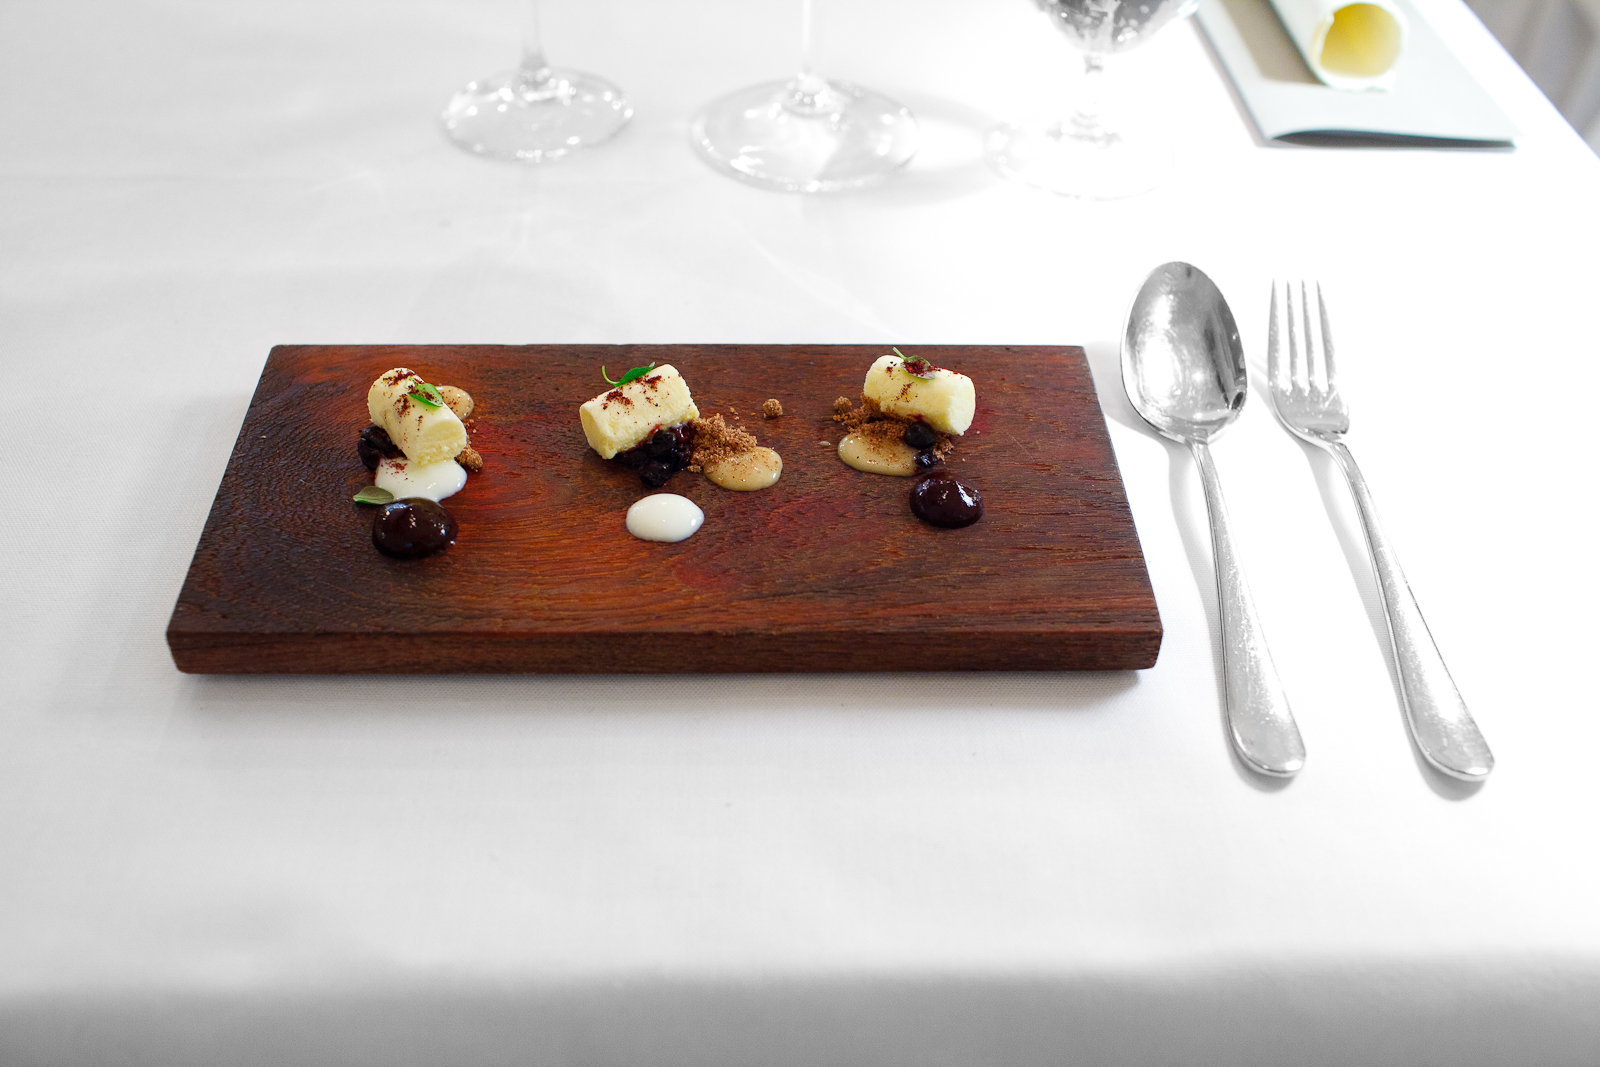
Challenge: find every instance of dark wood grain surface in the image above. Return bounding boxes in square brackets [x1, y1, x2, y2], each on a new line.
[167, 345, 1161, 673]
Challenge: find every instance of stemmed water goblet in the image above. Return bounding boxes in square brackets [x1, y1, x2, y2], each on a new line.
[690, 0, 918, 192]
[988, 0, 1200, 198]
[441, 0, 632, 162]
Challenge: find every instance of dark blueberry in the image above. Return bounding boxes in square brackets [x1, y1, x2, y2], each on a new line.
[913, 450, 941, 470]
[645, 430, 678, 459]
[902, 421, 937, 450]
[372, 498, 457, 558]
[357, 425, 401, 471]
[910, 473, 983, 528]
[615, 427, 691, 477]
[613, 447, 648, 470]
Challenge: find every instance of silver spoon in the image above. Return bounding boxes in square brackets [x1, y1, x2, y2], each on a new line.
[1121, 262, 1306, 778]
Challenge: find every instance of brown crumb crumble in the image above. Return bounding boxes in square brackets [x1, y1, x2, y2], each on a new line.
[831, 396, 954, 461]
[456, 445, 483, 472]
[762, 398, 783, 419]
[689, 413, 761, 473]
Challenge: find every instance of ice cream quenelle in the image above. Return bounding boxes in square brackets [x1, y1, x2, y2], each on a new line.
[833, 350, 972, 478]
[861, 352, 975, 435]
[367, 368, 469, 465]
[1271, 0, 1407, 91]
[579, 363, 700, 459]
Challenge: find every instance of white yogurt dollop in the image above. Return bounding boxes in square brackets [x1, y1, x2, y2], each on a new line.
[626, 494, 704, 542]
[375, 456, 467, 502]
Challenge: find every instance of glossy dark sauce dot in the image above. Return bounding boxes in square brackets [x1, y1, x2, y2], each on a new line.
[910, 472, 982, 528]
[372, 498, 457, 558]
[913, 450, 941, 470]
[902, 421, 937, 450]
[357, 425, 402, 471]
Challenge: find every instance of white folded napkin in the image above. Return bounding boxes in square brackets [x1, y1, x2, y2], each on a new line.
[1271, 0, 1407, 90]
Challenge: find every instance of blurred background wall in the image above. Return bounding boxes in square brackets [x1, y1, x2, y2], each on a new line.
[1467, 0, 1600, 149]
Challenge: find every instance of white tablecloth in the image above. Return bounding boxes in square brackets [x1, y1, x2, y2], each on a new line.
[4, 0, 1599, 1063]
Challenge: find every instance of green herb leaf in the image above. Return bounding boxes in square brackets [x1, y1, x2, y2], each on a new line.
[602, 361, 658, 388]
[352, 486, 395, 505]
[894, 347, 937, 380]
[408, 380, 444, 408]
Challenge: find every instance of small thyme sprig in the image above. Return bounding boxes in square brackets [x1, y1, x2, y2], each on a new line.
[894, 347, 937, 380]
[407, 379, 445, 408]
[602, 361, 658, 388]
[352, 486, 395, 505]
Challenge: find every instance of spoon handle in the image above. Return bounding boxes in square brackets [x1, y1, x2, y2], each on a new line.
[1191, 440, 1306, 777]
[1327, 441, 1493, 780]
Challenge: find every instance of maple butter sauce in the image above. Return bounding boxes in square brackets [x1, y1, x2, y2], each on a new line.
[690, 413, 782, 491]
[837, 432, 920, 476]
[703, 447, 782, 490]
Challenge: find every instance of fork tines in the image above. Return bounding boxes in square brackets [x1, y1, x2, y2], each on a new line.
[1269, 281, 1338, 397]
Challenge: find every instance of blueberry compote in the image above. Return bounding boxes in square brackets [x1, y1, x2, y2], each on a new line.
[357, 425, 403, 471]
[372, 498, 458, 558]
[910, 472, 983, 528]
[902, 421, 937, 450]
[900, 421, 941, 471]
[612, 426, 693, 487]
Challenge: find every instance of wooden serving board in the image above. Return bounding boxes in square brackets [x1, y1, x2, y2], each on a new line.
[167, 345, 1161, 673]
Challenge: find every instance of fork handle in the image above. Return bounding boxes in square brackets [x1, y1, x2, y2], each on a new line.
[1192, 441, 1306, 778]
[1328, 441, 1493, 780]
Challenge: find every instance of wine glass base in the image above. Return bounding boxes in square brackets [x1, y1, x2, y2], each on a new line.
[690, 79, 918, 193]
[985, 122, 1168, 200]
[441, 67, 632, 162]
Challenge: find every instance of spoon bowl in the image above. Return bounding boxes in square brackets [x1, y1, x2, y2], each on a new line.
[1122, 262, 1248, 442]
[1120, 262, 1305, 779]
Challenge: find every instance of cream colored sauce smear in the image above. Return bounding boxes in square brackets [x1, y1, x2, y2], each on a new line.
[837, 432, 919, 476]
[374, 456, 468, 501]
[704, 447, 782, 491]
[626, 494, 705, 542]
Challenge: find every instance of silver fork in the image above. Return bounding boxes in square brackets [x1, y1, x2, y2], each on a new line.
[1268, 282, 1493, 781]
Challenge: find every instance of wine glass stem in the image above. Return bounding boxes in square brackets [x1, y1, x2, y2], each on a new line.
[1068, 53, 1115, 146]
[796, 0, 824, 92]
[520, 0, 553, 85]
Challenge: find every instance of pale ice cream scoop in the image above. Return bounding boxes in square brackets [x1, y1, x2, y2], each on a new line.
[367, 368, 469, 465]
[861, 354, 975, 435]
[580, 364, 700, 459]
